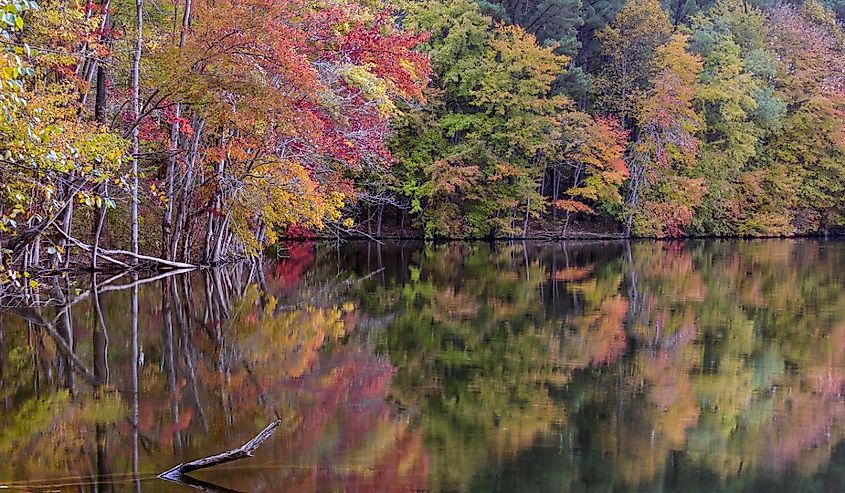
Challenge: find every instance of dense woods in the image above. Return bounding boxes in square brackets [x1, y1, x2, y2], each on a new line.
[0, 0, 844, 281]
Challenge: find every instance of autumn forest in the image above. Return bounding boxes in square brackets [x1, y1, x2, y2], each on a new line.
[0, 0, 844, 285]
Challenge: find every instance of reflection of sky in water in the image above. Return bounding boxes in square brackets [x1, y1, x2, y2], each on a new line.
[2, 239, 845, 492]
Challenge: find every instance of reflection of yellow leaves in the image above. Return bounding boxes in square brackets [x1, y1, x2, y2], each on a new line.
[0, 391, 70, 454]
[234, 290, 348, 379]
[339, 420, 409, 474]
[73, 390, 128, 426]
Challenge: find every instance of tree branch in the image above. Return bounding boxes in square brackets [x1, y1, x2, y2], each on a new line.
[158, 420, 281, 479]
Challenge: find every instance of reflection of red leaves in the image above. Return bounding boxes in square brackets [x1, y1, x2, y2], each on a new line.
[764, 383, 845, 472]
[272, 241, 315, 289]
[551, 266, 593, 282]
[590, 297, 629, 366]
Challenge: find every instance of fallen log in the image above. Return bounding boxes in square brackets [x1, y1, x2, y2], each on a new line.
[99, 246, 196, 270]
[53, 225, 197, 270]
[158, 420, 281, 480]
[54, 228, 131, 269]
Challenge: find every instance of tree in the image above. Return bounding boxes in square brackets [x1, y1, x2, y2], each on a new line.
[554, 113, 629, 234]
[476, 0, 593, 99]
[594, 0, 672, 126]
[477, 0, 584, 56]
[391, 0, 571, 237]
[627, 33, 705, 237]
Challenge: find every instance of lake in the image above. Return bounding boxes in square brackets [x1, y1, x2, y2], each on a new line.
[2, 239, 845, 492]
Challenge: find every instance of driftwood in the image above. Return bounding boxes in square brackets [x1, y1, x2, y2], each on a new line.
[158, 420, 281, 480]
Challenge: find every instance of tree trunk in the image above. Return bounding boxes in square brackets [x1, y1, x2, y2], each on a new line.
[61, 196, 74, 270]
[163, 0, 192, 260]
[93, 23, 110, 269]
[163, 110, 178, 258]
[159, 420, 281, 480]
[523, 198, 530, 238]
[92, 183, 108, 270]
[171, 118, 203, 261]
[94, 62, 108, 124]
[131, 0, 143, 257]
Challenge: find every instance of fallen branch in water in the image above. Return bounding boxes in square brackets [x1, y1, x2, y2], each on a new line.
[158, 420, 281, 480]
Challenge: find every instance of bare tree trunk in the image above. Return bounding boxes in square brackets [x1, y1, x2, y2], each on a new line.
[163, 0, 191, 259]
[163, 114, 178, 258]
[131, 0, 143, 258]
[205, 154, 226, 264]
[92, 17, 110, 270]
[32, 235, 40, 269]
[179, 0, 192, 48]
[92, 183, 108, 270]
[523, 198, 530, 238]
[399, 207, 405, 233]
[94, 60, 108, 124]
[211, 217, 229, 265]
[624, 153, 645, 238]
[62, 197, 74, 270]
[171, 118, 203, 261]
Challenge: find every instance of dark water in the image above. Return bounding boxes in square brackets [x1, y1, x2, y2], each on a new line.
[2, 240, 845, 492]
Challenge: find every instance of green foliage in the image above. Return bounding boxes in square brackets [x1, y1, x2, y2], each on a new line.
[476, 0, 584, 56]
[387, 0, 845, 239]
[594, 0, 673, 123]
[392, 0, 577, 237]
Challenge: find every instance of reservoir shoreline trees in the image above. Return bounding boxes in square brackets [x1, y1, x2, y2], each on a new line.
[1, 0, 844, 287]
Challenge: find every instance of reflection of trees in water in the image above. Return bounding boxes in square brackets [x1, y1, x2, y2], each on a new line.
[368, 242, 629, 491]
[0, 260, 428, 492]
[2, 240, 845, 492]
[362, 240, 845, 492]
[496, 240, 845, 491]
[616, 241, 845, 484]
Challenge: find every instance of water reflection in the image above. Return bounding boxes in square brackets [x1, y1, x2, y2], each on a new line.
[1, 240, 845, 492]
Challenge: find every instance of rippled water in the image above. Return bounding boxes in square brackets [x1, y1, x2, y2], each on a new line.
[2, 240, 845, 492]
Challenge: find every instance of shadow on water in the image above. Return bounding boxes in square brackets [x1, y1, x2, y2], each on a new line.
[2, 239, 845, 491]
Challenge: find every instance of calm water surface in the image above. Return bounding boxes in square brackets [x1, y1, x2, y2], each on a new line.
[2, 240, 845, 492]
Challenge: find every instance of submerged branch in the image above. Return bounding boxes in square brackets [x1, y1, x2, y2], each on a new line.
[158, 420, 281, 480]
